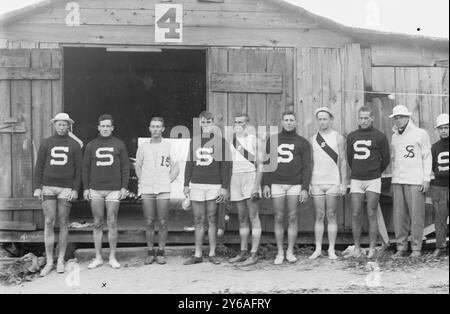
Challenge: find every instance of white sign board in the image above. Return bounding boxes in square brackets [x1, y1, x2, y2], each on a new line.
[137, 138, 190, 199]
[155, 4, 183, 43]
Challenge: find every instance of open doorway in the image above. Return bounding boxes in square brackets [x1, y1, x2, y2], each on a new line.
[63, 47, 207, 157]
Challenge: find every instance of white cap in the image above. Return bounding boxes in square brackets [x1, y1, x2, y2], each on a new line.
[389, 105, 412, 119]
[50, 112, 74, 124]
[314, 107, 334, 118]
[435, 113, 449, 128]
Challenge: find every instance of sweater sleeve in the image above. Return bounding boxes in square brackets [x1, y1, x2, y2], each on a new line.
[119, 143, 130, 189]
[220, 138, 232, 189]
[346, 135, 353, 169]
[135, 145, 143, 181]
[184, 139, 194, 187]
[72, 144, 83, 191]
[431, 144, 438, 177]
[300, 138, 312, 190]
[380, 134, 391, 174]
[82, 143, 92, 190]
[421, 130, 432, 182]
[261, 136, 273, 186]
[33, 140, 48, 191]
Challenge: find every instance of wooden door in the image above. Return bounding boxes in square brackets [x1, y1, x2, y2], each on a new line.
[0, 48, 62, 232]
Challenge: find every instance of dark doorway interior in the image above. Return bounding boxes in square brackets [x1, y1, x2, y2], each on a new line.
[63, 47, 206, 157]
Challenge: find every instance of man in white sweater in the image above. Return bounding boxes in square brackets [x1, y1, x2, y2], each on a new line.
[390, 105, 432, 259]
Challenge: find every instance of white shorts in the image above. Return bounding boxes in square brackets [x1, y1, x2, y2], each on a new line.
[90, 189, 121, 203]
[42, 186, 72, 199]
[230, 172, 257, 201]
[310, 184, 340, 197]
[141, 193, 170, 200]
[189, 184, 221, 202]
[271, 184, 302, 198]
[350, 178, 381, 194]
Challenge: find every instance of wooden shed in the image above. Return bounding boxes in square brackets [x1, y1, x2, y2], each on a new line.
[0, 0, 448, 245]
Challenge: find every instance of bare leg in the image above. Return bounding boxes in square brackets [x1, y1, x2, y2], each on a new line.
[57, 199, 71, 271]
[326, 195, 339, 259]
[310, 196, 325, 259]
[206, 200, 218, 257]
[366, 192, 380, 258]
[106, 201, 120, 268]
[142, 198, 157, 251]
[273, 196, 286, 256]
[90, 198, 105, 264]
[236, 200, 250, 252]
[41, 198, 57, 275]
[192, 201, 206, 258]
[351, 193, 365, 257]
[286, 195, 299, 260]
[156, 198, 170, 251]
[246, 198, 261, 254]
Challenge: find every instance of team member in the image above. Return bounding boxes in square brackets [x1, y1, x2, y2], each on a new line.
[228, 113, 262, 266]
[33, 113, 82, 276]
[83, 114, 130, 269]
[183, 111, 231, 265]
[262, 111, 311, 265]
[135, 117, 180, 265]
[390, 105, 432, 258]
[309, 107, 347, 260]
[430, 113, 449, 258]
[347, 106, 390, 258]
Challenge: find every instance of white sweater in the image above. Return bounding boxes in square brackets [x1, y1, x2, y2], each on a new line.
[391, 121, 432, 185]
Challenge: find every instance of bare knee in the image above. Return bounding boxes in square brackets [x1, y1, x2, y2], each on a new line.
[194, 215, 205, 226]
[207, 213, 216, 226]
[158, 217, 168, 229]
[145, 216, 156, 227]
[274, 214, 284, 225]
[238, 214, 249, 227]
[315, 211, 325, 222]
[93, 219, 104, 230]
[326, 210, 337, 222]
[288, 213, 298, 225]
[107, 216, 117, 229]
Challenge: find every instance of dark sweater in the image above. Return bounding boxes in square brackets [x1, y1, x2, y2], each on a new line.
[184, 133, 232, 189]
[82, 136, 130, 190]
[262, 129, 312, 189]
[431, 137, 449, 187]
[33, 134, 82, 190]
[346, 126, 390, 180]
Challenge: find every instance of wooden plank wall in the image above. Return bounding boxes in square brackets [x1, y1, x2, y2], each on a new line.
[1, 0, 353, 48]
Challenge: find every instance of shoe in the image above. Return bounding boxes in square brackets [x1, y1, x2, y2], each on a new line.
[228, 251, 248, 263]
[286, 252, 298, 263]
[156, 255, 166, 265]
[328, 250, 338, 260]
[432, 248, 446, 258]
[241, 253, 259, 266]
[109, 259, 121, 269]
[183, 256, 203, 265]
[392, 250, 407, 259]
[144, 255, 155, 265]
[409, 251, 421, 258]
[88, 258, 104, 269]
[209, 255, 221, 265]
[56, 262, 65, 274]
[367, 249, 377, 259]
[274, 253, 284, 265]
[39, 263, 54, 277]
[309, 250, 322, 260]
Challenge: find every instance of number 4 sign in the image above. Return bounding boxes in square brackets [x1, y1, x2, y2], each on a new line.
[155, 4, 183, 43]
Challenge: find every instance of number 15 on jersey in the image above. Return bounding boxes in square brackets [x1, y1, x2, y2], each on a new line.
[155, 4, 183, 43]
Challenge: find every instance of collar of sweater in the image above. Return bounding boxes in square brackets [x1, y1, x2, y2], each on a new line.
[439, 137, 449, 145]
[281, 128, 297, 136]
[358, 125, 374, 132]
[392, 120, 415, 135]
[97, 135, 113, 140]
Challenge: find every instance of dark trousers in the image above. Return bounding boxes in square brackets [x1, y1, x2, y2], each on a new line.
[430, 185, 449, 249]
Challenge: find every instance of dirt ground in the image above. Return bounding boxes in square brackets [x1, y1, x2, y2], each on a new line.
[1, 246, 448, 294]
